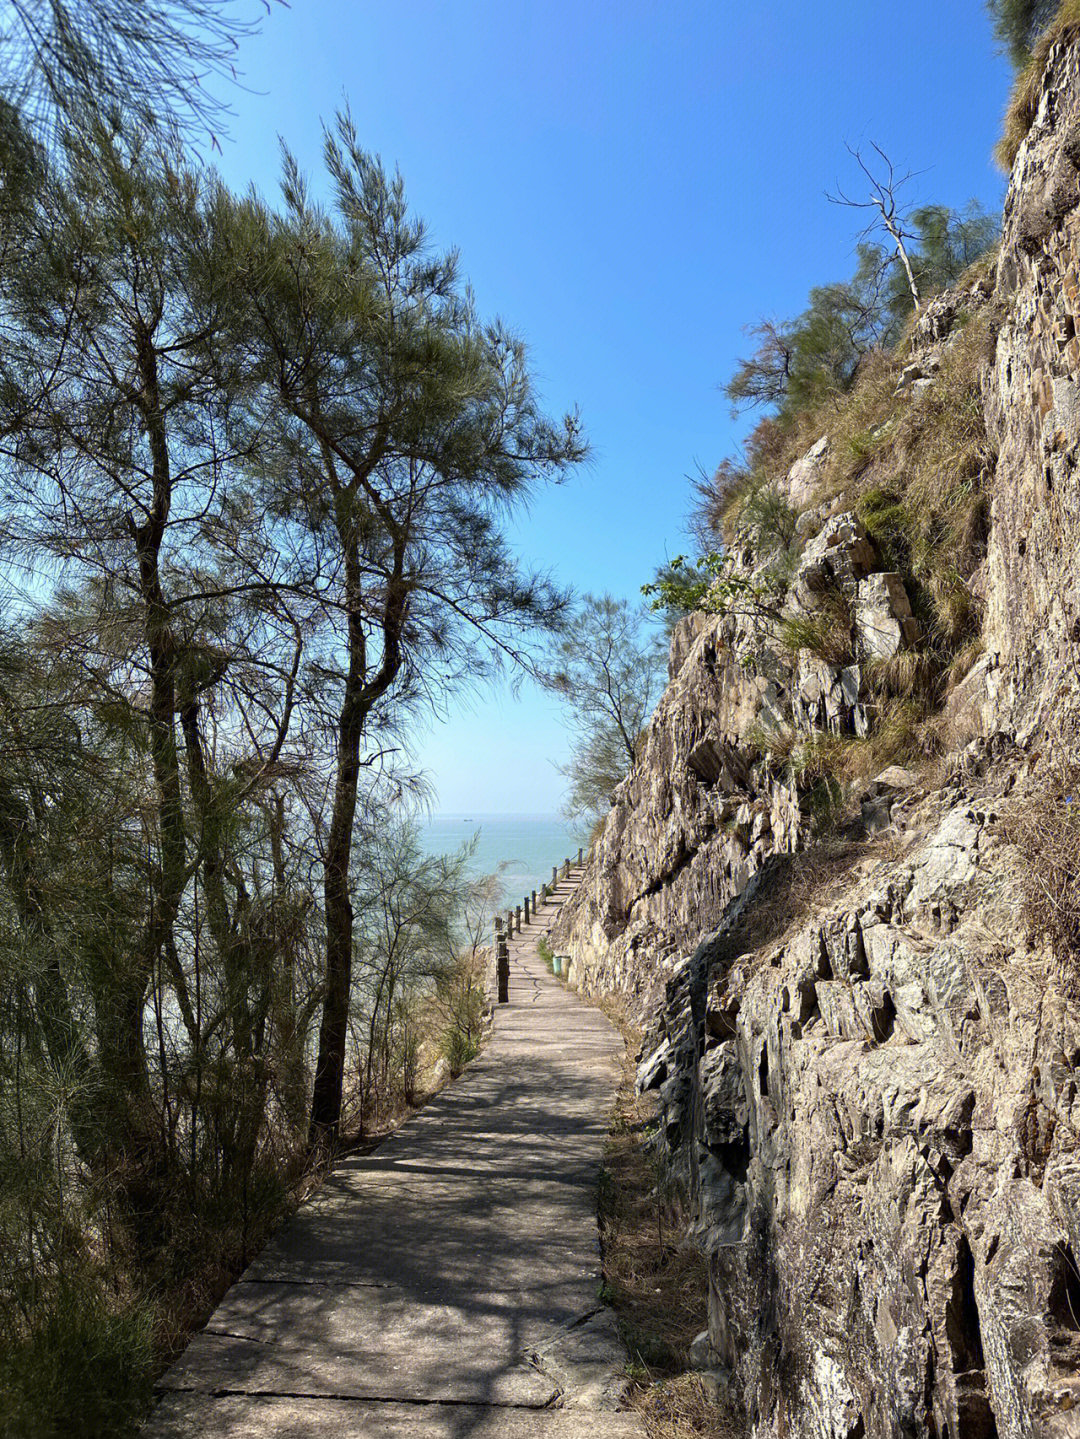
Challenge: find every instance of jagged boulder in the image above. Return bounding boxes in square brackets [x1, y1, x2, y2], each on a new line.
[792, 651, 861, 732]
[855, 571, 920, 659]
[910, 276, 993, 350]
[784, 433, 829, 507]
[792, 511, 877, 610]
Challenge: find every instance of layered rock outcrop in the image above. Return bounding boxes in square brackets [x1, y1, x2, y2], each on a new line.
[985, 34, 1080, 752]
[555, 508, 922, 1017]
[637, 762, 1080, 1439]
[553, 31, 1080, 1439]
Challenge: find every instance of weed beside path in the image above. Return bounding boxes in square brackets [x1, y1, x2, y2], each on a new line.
[592, 995, 745, 1438]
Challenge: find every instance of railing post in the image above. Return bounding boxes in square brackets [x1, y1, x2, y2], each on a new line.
[577, 847, 583, 866]
[515, 904, 522, 933]
[524, 895, 530, 925]
[562, 857, 570, 880]
[497, 937, 509, 1003]
[531, 888, 537, 914]
[552, 866, 558, 889]
[506, 908, 514, 936]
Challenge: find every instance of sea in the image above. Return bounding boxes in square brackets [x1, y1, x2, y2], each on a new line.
[417, 812, 586, 911]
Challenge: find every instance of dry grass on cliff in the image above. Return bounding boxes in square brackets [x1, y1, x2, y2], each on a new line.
[1005, 764, 1080, 977]
[810, 349, 905, 501]
[841, 310, 996, 663]
[735, 840, 871, 951]
[751, 705, 934, 833]
[717, 831, 906, 971]
[596, 1032, 744, 1437]
[737, 298, 994, 674]
[634, 1373, 743, 1439]
[763, 307, 999, 814]
[998, 0, 1080, 169]
[599, 1064, 705, 1371]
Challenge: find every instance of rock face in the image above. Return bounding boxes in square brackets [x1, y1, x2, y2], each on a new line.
[552, 33, 1080, 1439]
[637, 766, 1080, 1439]
[553, 504, 925, 1016]
[984, 35, 1080, 753]
[550, 607, 800, 1019]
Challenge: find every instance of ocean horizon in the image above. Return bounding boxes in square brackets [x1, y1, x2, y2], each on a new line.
[417, 811, 587, 911]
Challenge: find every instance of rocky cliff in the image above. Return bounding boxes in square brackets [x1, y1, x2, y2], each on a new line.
[553, 31, 1080, 1439]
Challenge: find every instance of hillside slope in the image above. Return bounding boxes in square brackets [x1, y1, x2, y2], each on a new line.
[553, 31, 1080, 1439]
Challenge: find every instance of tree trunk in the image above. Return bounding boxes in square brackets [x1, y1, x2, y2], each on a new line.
[308, 503, 408, 1153]
[108, 325, 186, 1200]
[308, 539, 370, 1151]
[880, 208, 921, 312]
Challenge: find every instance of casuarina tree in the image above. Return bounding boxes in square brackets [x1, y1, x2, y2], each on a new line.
[229, 114, 587, 1149]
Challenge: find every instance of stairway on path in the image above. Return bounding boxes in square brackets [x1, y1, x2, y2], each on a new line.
[142, 871, 643, 1438]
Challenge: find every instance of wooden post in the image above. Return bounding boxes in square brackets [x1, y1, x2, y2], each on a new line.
[515, 904, 522, 933]
[552, 866, 558, 889]
[507, 908, 514, 935]
[531, 889, 537, 914]
[577, 847, 583, 866]
[524, 895, 530, 925]
[497, 938, 509, 1003]
[562, 858, 570, 880]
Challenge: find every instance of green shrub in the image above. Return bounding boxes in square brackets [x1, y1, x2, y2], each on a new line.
[0, 1277, 155, 1439]
[441, 976, 485, 1077]
[442, 1024, 479, 1077]
[723, 472, 798, 557]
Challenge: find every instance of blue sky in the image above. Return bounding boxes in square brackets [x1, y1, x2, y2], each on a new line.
[214, 0, 1012, 812]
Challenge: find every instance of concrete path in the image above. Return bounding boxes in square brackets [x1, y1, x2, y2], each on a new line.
[143, 871, 642, 1439]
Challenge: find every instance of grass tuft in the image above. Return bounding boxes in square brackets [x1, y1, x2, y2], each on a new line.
[780, 591, 854, 668]
[1005, 764, 1080, 976]
[634, 1372, 744, 1439]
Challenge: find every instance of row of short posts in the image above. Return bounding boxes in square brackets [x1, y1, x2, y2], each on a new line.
[492, 848, 586, 1003]
[493, 916, 510, 1004]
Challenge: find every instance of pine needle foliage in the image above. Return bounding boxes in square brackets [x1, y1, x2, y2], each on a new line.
[989, 0, 1062, 67]
[998, 0, 1080, 167]
[0, 99, 579, 1429]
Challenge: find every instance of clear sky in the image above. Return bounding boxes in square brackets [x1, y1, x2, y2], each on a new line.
[212, 0, 1012, 813]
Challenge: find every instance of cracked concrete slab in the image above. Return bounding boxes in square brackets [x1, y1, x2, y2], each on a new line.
[142, 876, 642, 1437]
[147, 1394, 645, 1438]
